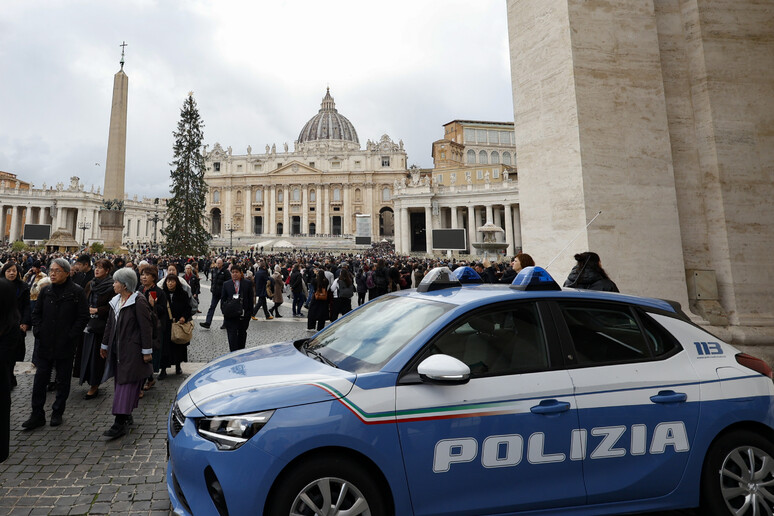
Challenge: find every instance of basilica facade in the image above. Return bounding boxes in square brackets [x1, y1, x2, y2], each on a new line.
[203, 89, 408, 244]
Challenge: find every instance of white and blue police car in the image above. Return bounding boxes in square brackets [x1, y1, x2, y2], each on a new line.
[167, 266, 774, 516]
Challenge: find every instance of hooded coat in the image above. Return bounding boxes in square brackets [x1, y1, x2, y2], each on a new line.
[563, 266, 619, 292]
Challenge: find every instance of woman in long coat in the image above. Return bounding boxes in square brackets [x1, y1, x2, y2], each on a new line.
[0, 262, 30, 389]
[78, 259, 114, 399]
[0, 279, 21, 461]
[100, 268, 153, 439]
[269, 266, 285, 318]
[138, 264, 167, 385]
[306, 270, 329, 332]
[162, 274, 192, 375]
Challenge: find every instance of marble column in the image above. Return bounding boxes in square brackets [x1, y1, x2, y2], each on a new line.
[267, 186, 274, 235]
[513, 205, 522, 253]
[467, 206, 476, 253]
[474, 206, 483, 244]
[282, 186, 289, 236]
[315, 188, 321, 235]
[323, 187, 330, 234]
[394, 207, 402, 253]
[343, 185, 350, 235]
[485, 204, 494, 225]
[450, 206, 459, 229]
[302, 187, 309, 235]
[425, 206, 433, 255]
[504, 203, 514, 257]
[401, 207, 410, 253]
[9, 206, 20, 242]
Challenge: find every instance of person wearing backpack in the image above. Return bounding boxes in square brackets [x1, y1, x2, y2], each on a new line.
[330, 267, 355, 321]
[372, 259, 389, 298]
[365, 264, 377, 301]
[306, 270, 329, 332]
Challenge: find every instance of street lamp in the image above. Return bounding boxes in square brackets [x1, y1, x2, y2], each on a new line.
[225, 220, 238, 250]
[148, 198, 161, 251]
[78, 221, 91, 246]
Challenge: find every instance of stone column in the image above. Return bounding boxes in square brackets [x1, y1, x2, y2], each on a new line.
[504, 203, 514, 257]
[267, 186, 274, 235]
[474, 206, 483, 243]
[393, 207, 402, 253]
[450, 206, 459, 229]
[401, 207, 410, 253]
[9, 206, 20, 242]
[282, 185, 289, 236]
[343, 185, 351, 235]
[425, 206, 433, 255]
[323, 187, 330, 234]
[302, 187, 308, 235]
[485, 204, 494, 225]
[315, 188, 322, 235]
[467, 206, 476, 253]
[493, 206, 503, 242]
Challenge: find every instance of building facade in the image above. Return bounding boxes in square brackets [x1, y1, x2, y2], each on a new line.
[0, 175, 165, 248]
[203, 89, 408, 244]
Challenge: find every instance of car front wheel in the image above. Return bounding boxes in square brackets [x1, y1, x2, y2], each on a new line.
[701, 430, 774, 516]
[268, 455, 388, 516]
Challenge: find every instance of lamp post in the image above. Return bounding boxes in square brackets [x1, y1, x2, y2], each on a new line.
[148, 198, 161, 251]
[78, 221, 91, 246]
[225, 220, 237, 251]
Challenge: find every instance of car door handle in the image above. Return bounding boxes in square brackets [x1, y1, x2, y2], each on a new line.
[650, 390, 687, 404]
[530, 399, 571, 415]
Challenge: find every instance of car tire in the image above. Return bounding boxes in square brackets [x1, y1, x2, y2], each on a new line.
[700, 430, 774, 516]
[267, 454, 389, 516]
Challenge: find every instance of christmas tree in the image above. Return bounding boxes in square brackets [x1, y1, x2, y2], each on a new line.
[163, 93, 210, 256]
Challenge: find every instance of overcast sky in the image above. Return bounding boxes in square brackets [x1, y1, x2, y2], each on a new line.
[0, 0, 514, 199]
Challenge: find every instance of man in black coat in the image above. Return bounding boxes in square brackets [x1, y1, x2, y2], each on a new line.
[200, 258, 229, 329]
[251, 261, 273, 320]
[24, 258, 89, 429]
[221, 265, 254, 352]
[71, 254, 94, 288]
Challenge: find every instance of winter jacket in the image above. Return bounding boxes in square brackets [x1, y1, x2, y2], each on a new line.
[101, 292, 153, 385]
[254, 268, 271, 297]
[210, 266, 230, 300]
[31, 278, 89, 360]
[564, 266, 619, 292]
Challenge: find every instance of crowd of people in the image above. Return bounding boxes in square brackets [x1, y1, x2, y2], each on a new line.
[0, 242, 618, 459]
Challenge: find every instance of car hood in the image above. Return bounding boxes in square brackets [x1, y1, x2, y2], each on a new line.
[180, 341, 356, 417]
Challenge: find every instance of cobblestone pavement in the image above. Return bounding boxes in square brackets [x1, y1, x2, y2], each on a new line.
[0, 278, 697, 515]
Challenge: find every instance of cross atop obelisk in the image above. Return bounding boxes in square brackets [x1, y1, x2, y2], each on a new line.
[99, 42, 130, 249]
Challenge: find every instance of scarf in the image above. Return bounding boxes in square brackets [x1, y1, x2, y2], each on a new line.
[89, 274, 114, 305]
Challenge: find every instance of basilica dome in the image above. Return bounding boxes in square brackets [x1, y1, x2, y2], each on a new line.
[297, 88, 359, 145]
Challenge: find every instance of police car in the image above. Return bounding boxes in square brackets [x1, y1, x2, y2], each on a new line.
[167, 266, 774, 516]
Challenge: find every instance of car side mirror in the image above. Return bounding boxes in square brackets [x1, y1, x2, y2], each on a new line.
[418, 355, 471, 385]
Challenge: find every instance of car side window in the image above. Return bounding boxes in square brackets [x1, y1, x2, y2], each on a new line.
[559, 302, 653, 365]
[637, 310, 679, 357]
[429, 303, 549, 377]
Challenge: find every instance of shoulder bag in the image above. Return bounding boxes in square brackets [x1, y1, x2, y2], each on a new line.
[168, 302, 193, 345]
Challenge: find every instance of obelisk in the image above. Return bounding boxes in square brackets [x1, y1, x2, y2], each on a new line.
[99, 42, 129, 249]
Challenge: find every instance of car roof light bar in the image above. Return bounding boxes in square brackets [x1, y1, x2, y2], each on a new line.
[452, 266, 483, 284]
[417, 267, 463, 292]
[510, 266, 562, 291]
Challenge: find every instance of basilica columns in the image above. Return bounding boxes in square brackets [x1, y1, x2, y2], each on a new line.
[302, 188, 308, 235]
[282, 186, 289, 236]
[267, 186, 274, 235]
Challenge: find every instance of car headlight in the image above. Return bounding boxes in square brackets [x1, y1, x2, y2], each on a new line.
[196, 410, 274, 450]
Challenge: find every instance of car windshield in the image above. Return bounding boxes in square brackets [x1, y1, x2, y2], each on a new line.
[307, 295, 453, 373]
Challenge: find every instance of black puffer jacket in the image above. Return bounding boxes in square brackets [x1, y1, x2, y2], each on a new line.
[564, 266, 619, 292]
[31, 278, 89, 360]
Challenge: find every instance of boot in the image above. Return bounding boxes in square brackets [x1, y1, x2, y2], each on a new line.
[103, 415, 128, 439]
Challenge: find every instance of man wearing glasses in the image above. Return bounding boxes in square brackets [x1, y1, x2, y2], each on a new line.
[23, 258, 89, 430]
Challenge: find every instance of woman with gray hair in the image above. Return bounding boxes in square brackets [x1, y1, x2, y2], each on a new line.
[99, 267, 154, 439]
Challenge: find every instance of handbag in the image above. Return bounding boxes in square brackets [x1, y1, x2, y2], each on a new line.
[168, 302, 193, 345]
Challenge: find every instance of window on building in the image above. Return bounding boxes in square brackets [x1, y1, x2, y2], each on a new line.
[213, 162, 221, 172]
[277, 162, 283, 168]
[382, 187, 391, 201]
[381, 156, 390, 167]
[493, 169, 500, 179]
[500, 131, 512, 145]
[255, 189, 263, 202]
[476, 129, 487, 143]
[278, 189, 283, 202]
[213, 190, 220, 203]
[479, 150, 488, 164]
[464, 128, 475, 143]
[332, 161, 341, 169]
[488, 130, 500, 144]
[466, 150, 476, 164]
[437, 174, 443, 184]
[502, 152, 512, 165]
[477, 170, 483, 180]
[465, 171, 471, 181]
[293, 188, 300, 201]
[310, 189, 316, 202]
[236, 190, 242, 203]
[237, 164, 242, 171]
[451, 172, 457, 183]
[333, 188, 341, 201]
[309, 162, 315, 168]
[354, 160, 361, 169]
[491, 151, 500, 164]
[440, 152, 446, 159]
[355, 188, 362, 202]
[254, 163, 262, 171]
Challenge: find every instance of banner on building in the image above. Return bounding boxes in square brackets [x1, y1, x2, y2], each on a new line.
[355, 214, 371, 245]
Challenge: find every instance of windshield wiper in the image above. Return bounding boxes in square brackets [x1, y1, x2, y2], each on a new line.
[303, 342, 338, 368]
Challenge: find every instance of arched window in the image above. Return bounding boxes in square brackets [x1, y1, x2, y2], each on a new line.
[255, 189, 263, 202]
[333, 188, 341, 201]
[490, 151, 500, 164]
[310, 189, 316, 202]
[236, 190, 242, 203]
[355, 188, 362, 202]
[466, 150, 476, 164]
[382, 187, 391, 201]
[277, 189, 284, 202]
[213, 190, 220, 203]
[479, 150, 488, 164]
[293, 188, 300, 201]
[502, 152, 512, 166]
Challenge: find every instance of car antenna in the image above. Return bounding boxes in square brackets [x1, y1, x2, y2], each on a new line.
[545, 211, 603, 270]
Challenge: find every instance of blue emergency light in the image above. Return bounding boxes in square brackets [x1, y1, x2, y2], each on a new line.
[510, 266, 561, 291]
[417, 267, 462, 292]
[452, 266, 483, 284]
